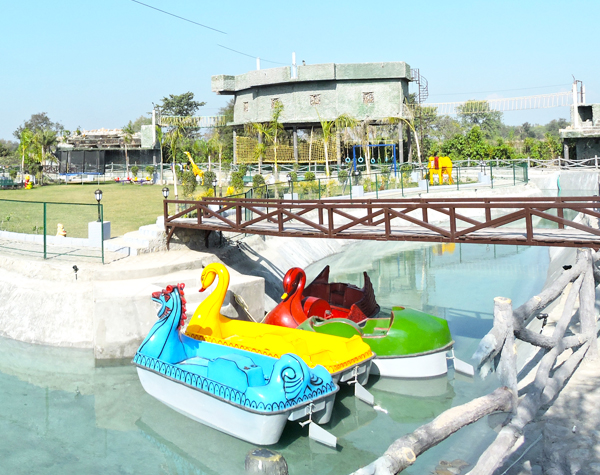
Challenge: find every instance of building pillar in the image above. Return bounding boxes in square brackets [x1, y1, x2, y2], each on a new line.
[563, 142, 569, 162]
[293, 127, 298, 163]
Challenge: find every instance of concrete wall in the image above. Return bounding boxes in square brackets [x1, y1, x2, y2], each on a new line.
[0, 251, 265, 360]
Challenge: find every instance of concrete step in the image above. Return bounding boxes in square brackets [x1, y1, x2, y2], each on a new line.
[138, 224, 164, 239]
[121, 230, 152, 248]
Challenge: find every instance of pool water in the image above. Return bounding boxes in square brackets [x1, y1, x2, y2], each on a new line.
[0, 242, 549, 475]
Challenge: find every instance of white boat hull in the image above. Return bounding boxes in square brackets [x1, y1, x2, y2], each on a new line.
[333, 357, 373, 386]
[137, 368, 335, 445]
[371, 350, 449, 379]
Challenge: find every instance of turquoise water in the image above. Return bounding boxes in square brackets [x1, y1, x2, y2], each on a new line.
[0, 242, 550, 475]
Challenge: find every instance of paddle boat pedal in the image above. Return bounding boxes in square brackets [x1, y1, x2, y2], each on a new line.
[134, 283, 338, 446]
[298, 403, 338, 448]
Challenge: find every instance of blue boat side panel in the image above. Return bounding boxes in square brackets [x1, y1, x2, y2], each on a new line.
[134, 283, 337, 414]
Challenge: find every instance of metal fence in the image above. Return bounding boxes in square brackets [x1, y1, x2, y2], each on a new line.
[0, 199, 105, 263]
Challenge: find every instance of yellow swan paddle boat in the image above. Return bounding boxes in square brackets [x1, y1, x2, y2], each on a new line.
[185, 263, 374, 384]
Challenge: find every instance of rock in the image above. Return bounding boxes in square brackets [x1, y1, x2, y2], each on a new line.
[245, 448, 288, 474]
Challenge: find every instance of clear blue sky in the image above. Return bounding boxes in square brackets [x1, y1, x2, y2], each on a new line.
[1, 0, 598, 141]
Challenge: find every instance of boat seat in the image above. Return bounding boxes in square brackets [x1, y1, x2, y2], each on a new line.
[207, 354, 266, 391]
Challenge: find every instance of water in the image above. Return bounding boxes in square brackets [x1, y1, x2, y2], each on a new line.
[0, 242, 550, 475]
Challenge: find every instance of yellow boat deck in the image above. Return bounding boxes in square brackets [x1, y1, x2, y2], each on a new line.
[186, 319, 373, 374]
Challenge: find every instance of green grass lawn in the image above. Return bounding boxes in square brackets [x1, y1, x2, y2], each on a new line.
[0, 182, 168, 237]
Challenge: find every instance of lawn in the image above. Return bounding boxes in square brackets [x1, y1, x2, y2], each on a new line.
[0, 182, 169, 237]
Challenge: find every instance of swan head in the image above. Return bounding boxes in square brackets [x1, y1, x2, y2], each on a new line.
[281, 267, 305, 300]
[199, 263, 229, 292]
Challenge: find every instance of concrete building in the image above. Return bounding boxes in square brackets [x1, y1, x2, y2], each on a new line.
[560, 82, 600, 160]
[212, 61, 414, 165]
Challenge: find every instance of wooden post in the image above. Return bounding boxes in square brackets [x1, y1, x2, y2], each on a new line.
[580, 254, 598, 360]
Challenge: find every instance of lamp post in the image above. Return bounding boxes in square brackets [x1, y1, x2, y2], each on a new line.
[286, 173, 293, 199]
[94, 189, 103, 222]
[162, 186, 169, 199]
[212, 177, 218, 197]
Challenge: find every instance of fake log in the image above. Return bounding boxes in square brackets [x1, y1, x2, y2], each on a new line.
[350, 387, 514, 475]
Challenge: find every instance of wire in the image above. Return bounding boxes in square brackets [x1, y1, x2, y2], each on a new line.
[129, 1, 287, 65]
[216, 44, 287, 65]
[429, 84, 571, 97]
[129, 0, 227, 34]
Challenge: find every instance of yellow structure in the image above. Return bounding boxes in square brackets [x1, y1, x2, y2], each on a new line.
[185, 263, 373, 374]
[184, 151, 204, 184]
[428, 156, 454, 185]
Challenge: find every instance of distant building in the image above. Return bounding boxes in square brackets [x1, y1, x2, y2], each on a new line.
[212, 61, 414, 165]
[559, 83, 600, 160]
[55, 125, 157, 175]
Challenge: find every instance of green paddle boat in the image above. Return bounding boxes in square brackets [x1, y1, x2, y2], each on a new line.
[298, 306, 473, 378]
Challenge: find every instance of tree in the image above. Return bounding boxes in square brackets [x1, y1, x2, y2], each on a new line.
[456, 100, 503, 139]
[249, 101, 284, 176]
[158, 92, 205, 117]
[17, 128, 33, 183]
[122, 121, 135, 177]
[156, 126, 165, 184]
[33, 129, 57, 184]
[130, 114, 152, 133]
[14, 112, 63, 139]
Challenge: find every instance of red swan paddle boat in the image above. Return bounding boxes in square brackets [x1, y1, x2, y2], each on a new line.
[264, 266, 380, 328]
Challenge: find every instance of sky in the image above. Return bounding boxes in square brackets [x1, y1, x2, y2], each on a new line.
[1, 0, 598, 141]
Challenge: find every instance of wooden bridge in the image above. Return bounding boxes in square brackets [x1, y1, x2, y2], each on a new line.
[163, 196, 600, 249]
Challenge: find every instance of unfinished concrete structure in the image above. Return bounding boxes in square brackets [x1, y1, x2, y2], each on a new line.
[212, 61, 414, 165]
[560, 81, 600, 160]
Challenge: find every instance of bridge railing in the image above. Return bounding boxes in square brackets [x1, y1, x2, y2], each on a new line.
[164, 196, 600, 249]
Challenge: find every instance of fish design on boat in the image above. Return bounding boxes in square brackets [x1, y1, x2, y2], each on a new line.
[133, 283, 338, 445]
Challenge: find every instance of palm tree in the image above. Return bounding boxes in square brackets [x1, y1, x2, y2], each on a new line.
[167, 125, 184, 198]
[36, 129, 57, 184]
[122, 121, 135, 178]
[156, 125, 165, 184]
[208, 130, 225, 181]
[334, 113, 359, 171]
[316, 109, 334, 177]
[18, 128, 33, 184]
[249, 102, 284, 178]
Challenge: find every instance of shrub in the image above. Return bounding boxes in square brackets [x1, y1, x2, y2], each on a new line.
[338, 169, 348, 184]
[145, 165, 154, 176]
[204, 170, 216, 187]
[304, 171, 316, 181]
[252, 174, 266, 197]
[131, 166, 139, 177]
[9, 169, 17, 180]
[181, 170, 197, 198]
[230, 171, 245, 191]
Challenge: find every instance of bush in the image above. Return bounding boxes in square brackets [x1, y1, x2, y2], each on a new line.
[288, 171, 298, 183]
[230, 171, 245, 191]
[181, 170, 197, 198]
[131, 166, 139, 177]
[252, 174, 266, 197]
[304, 171, 315, 181]
[145, 165, 154, 176]
[204, 170, 216, 187]
[338, 169, 348, 184]
[9, 169, 17, 180]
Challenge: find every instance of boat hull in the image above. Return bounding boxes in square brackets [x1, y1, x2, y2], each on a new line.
[371, 349, 449, 379]
[137, 367, 336, 445]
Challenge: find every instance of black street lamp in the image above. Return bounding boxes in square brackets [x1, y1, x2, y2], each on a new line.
[94, 189, 103, 222]
[212, 177, 218, 197]
[162, 187, 169, 199]
[286, 173, 293, 199]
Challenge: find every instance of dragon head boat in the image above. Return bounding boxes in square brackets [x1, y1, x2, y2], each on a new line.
[266, 266, 473, 379]
[133, 283, 338, 446]
[184, 263, 374, 386]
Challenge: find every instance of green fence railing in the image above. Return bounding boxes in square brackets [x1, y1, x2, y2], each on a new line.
[0, 199, 105, 263]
